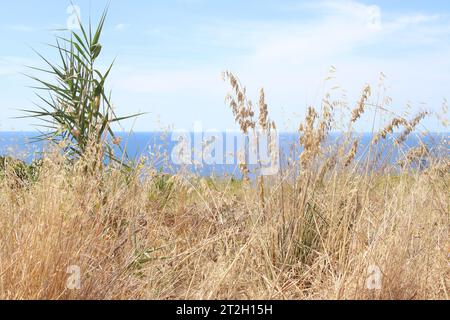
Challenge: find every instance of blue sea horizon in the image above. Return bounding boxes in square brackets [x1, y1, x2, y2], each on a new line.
[1, 131, 448, 177]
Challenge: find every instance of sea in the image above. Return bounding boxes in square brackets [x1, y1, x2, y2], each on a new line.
[0, 131, 448, 177]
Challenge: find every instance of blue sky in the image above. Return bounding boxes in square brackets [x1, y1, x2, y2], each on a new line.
[1, 0, 449, 132]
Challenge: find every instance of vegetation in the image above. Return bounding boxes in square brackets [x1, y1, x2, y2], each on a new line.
[0, 8, 448, 300]
[21, 6, 140, 166]
[0, 156, 41, 185]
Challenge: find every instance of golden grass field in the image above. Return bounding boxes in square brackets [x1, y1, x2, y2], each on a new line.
[0, 77, 448, 300]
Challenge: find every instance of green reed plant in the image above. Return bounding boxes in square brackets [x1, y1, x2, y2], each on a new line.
[22, 6, 140, 166]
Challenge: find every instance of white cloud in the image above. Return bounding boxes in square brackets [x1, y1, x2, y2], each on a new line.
[4, 24, 36, 32]
[162, 1, 387, 66]
[113, 0, 450, 131]
[393, 13, 441, 26]
[115, 23, 130, 31]
[246, 2, 447, 66]
[113, 67, 222, 94]
[0, 57, 30, 76]
[312, 0, 382, 30]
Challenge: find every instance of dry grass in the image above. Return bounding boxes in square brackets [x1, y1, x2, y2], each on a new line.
[0, 76, 448, 300]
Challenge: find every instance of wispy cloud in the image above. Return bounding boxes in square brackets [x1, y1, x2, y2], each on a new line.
[112, 0, 450, 131]
[0, 56, 30, 76]
[310, 0, 382, 30]
[113, 67, 222, 94]
[4, 24, 36, 32]
[115, 23, 130, 31]
[3, 23, 69, 33]
[393, 13, 441, 26]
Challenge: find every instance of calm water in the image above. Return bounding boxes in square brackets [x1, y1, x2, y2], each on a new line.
[0, 131, 448, 177]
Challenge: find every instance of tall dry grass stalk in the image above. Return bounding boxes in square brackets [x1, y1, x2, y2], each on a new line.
[222, 71, 277, 207]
